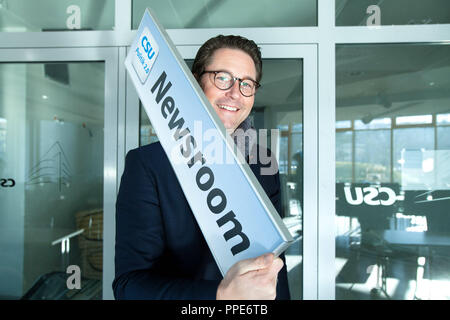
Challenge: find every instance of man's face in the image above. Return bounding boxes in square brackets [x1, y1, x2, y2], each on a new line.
[199, 48, 257, 131]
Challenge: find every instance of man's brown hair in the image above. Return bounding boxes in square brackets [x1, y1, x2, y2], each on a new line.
[191, 35, 262, 83]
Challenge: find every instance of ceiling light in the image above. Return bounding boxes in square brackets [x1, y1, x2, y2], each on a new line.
[361, 114, 373, 124]
[42, 95, 48, 100]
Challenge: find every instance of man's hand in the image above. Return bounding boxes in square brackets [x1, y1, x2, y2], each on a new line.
[216, 253, 284, 300]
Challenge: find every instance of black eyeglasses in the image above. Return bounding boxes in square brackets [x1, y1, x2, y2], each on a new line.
[201, 70, 260, 97]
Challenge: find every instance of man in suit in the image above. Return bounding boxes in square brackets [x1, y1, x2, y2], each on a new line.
[113, 35, 290, 300]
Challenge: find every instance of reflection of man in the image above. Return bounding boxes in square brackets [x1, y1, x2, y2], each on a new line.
[113, 35, 290, 299]
[292, 151, 303, 210]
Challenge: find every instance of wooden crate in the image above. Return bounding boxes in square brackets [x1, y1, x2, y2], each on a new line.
[75, 209, 103, 280]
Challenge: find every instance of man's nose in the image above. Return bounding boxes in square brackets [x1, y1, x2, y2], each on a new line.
[225, 80, 241, 99]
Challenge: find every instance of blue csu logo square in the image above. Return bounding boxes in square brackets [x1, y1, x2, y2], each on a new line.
[132, 27, 159, 84]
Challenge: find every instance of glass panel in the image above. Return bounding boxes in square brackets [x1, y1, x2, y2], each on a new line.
[355, 118, 391, 130]
[132, 0, 317, 29]
[0, 0, 114, 32]
[437, 127, 450, 149]
[336, 43, 450, 300]
[393, 127, 434, 185]
[355, 130, 391, 183]
[139, 58, 304, 299]
[0, 61, 104, 299]
[396, 115, 433, 126]
[139, 106, 158, 146]
[437, 113, 450, 125]
[336, 0, 450, 26]
[336, 131, 353, 182]
[336, 120, 352, 129]
[260, 59, 303, 300]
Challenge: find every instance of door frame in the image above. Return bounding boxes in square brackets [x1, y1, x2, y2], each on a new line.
[123, 43, 319, 299]
[0, 47, 119, 300]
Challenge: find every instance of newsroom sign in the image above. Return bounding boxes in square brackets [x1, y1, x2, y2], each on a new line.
[124, 9, 293, 276]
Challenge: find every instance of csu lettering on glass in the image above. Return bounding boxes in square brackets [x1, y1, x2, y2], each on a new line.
[344, 186, 398, 206]
[0, 178, 15, 188]
[141, 36, 156, 60]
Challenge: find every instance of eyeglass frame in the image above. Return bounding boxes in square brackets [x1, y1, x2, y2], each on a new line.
[200, 70, 261, 97]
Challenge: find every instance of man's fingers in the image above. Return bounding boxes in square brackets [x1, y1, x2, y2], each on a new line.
[219, 254, 283, 300]
[271, 257, 284, 275]
[257, 257, 283, 278]
[233, 253, 274, 275]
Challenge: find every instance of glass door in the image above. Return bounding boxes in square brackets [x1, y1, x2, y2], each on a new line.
[125, 43, 318, 299]
[335, 43, 450, 300]
[0, 47, 118, 300]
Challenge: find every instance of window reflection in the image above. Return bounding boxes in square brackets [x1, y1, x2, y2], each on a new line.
[336, 120, 352, 129]
[396, 115, 433, 125]
[132, 0, 317, 29]
[0, 0, 115, 32]
[336, 0, 450, 26]
[437, 113, 450, 125]
[336, 44, 450, 300]
[0, 118, 6, 157]
[354, 118, 391, 130]
[0, 62, 104, 299]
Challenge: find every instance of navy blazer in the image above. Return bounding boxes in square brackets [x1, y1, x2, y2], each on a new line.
[113, 142, 290, 300]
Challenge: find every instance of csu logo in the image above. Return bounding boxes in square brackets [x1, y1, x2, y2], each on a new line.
[344, 186, 401, 206]
[132, 26, 159, 84]
[1, 178, 15, 188]
[141, 35, 156, 60]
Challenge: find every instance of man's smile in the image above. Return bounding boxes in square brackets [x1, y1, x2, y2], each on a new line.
[217, 104, 240, 112]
